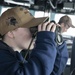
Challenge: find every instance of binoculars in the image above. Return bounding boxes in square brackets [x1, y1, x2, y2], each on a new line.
[30, 19, 63, 45]
[30, 19, 61, 38]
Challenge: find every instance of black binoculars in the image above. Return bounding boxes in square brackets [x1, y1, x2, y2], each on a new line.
[30, 19, 61, 38]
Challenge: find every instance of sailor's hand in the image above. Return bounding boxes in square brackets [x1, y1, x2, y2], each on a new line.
[38, 22, 56, 32]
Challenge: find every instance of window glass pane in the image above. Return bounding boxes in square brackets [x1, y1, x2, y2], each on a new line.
[34, 11, 50, 18]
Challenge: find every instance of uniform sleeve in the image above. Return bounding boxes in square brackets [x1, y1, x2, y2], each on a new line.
[0, 31, 57, 75]
[21, 31, 57, 75]
[51, 41, 69, 75]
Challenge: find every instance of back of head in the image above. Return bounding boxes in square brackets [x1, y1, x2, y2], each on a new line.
[58, 15, 72, 25]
